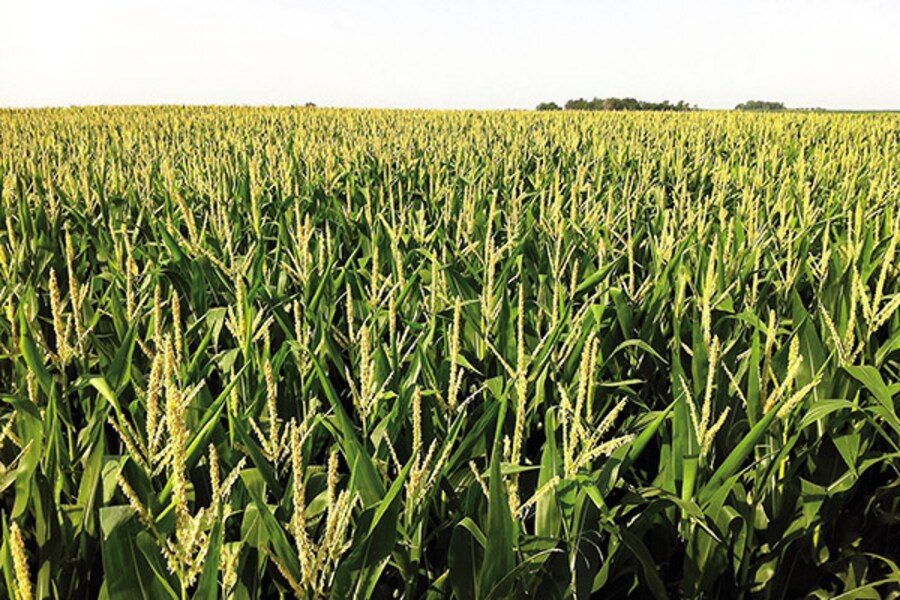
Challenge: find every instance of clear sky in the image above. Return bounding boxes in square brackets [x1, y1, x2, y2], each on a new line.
[1, 0, 898, 110]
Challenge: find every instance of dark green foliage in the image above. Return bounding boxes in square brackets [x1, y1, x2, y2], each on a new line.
[0, 107, 898, 599]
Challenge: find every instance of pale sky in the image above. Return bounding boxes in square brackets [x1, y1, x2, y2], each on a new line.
[1, 0, 898, 110]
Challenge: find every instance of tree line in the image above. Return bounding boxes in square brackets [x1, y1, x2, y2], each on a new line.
[733, 100, 786, 111]
[536, 97, 696, 111]
[536, 97, 789, 112]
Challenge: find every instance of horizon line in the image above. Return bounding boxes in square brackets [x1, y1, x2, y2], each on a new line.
[3, 103, 900, 113]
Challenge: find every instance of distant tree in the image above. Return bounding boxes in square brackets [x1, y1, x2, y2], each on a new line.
[564, 98, 591, 110]
[304, 102, 317, 108]
[734, 100, 785, 111]
[536, 101, 562, 111]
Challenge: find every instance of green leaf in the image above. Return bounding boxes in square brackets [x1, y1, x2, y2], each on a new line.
[99, 507, 177, 600]
[536, 412, 561, 539]
[621, 402, 674, 473]
[448, 518, 485, 600]
[698, 405, 780, 505]
[480, 438, 515, 596]
[20, 321, 53, 396]
[844, 365, 896, 415]
[108, 321, 139, 391]
[239, 470, 303, 583]
[311, 354, 384, 505]
[798, 399, 857, 429]
[619, 529, 668, 600]
[331, 461, 411, 598]
[135, 531, 182, 599]
[88, 376, 121, 414]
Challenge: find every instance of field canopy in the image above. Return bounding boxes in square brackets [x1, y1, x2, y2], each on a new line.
[0, 107, 898, 598]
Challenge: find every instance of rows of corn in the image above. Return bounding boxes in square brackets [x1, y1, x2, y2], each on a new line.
[0, 107, 898, 598]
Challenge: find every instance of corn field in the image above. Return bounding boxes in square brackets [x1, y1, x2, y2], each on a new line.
[0, 107, 898, 598]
